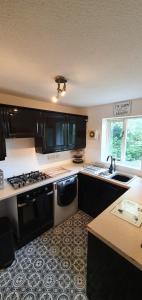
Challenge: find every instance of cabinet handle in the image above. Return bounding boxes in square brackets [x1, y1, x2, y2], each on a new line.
[47, 191, 53, 195]
[31, 198, 36, 202]
[36, 123, 39, 134]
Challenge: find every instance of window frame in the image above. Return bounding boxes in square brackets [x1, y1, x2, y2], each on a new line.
[102, 116, 142, 170]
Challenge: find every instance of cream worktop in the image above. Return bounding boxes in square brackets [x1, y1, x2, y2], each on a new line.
[87, 176, 142, 271]
[0, 163, 83, 202]
[0, 163, 142, 271]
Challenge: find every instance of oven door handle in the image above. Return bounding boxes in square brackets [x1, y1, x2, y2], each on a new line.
[18, 198, 36, 207]
[18, 203, 27, 208]
[47, 191, 53, 196]
[31, 198, 36, 203]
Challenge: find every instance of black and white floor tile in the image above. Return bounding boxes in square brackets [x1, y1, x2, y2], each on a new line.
[0, 210, 92, 300]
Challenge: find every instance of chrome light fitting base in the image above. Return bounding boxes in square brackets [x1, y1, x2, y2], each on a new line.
[55, 75, 67, 98]
[52, 75, 67, 103]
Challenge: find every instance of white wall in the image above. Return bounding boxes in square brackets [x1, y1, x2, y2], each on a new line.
[1, 92, 142, 178]
[85, 99, 142, 176]
[0, 93, 86, 178]
[0, 92, 86, 115]
[0, 138, 72, 178]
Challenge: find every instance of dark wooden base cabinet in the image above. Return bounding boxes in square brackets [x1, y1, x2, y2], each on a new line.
[78, 174, 127, 217]
[87, 233, 142, 300]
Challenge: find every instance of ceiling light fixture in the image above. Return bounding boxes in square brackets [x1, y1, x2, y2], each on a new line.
[52, 75, 67, 102]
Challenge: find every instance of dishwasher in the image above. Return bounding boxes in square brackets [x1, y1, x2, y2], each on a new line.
[53, 175, 78, 226]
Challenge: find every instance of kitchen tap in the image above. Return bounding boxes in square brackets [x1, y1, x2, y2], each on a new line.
[107, 155, 116, 173]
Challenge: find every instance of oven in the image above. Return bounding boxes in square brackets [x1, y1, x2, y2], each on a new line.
[17, 183, 53, 247]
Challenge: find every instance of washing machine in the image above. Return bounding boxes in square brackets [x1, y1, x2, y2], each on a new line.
[53, 175, 78, 226]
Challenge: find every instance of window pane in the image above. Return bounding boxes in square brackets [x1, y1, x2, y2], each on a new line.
[110, 121, 123, 160]
[125, 118, 142, 168]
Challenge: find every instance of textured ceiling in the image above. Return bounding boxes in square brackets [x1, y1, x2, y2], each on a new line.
[0, 0, 142, 106]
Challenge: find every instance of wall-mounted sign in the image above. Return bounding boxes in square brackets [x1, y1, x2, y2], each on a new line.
[113, 100, 131, 117]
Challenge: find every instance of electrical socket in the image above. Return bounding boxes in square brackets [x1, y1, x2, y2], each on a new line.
[47, 153, 60, 160]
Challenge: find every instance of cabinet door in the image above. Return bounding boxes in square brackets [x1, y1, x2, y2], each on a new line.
[75, 117, 87, 149]
[99, 180, 126, 212]
[35, 111, 67, 153]
[0, 107, 6, 160]
[4, 106, 36, 138]
[54, 114, 67, 151]
[78, 174, 126, 217]
[87, 233, 142, 300]
[68, 115, 87, 150]
[78, 174, 101, 217]
[35, 112, 87, 154]
[67, 116, 76, 149]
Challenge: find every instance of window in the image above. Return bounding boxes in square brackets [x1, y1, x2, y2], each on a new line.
[102, 116, 142, 169]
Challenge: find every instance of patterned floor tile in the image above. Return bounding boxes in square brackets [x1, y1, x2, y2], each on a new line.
[0, 210, 92, 299]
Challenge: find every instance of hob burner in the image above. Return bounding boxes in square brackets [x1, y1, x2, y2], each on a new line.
[7, 171, 50, 189]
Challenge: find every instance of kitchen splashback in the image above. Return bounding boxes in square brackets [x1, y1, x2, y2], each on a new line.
[0, 138, 72, 178]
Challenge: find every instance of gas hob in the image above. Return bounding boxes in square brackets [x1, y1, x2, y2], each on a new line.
[7, 171, 50, 189]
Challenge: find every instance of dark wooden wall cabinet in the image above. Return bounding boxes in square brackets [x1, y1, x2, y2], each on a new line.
[0, 104, 88, 160]
[78, 174, 127, 217]
[0, 108, 6, 160]
[2, 106, 37, 138]
[35, 111, 87, 153]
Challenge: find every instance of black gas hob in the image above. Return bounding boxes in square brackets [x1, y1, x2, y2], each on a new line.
[7, 171, 50, 189]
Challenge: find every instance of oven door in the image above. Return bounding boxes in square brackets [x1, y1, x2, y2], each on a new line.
[18, 199, 38, 231]
[17, 185, 53, 244]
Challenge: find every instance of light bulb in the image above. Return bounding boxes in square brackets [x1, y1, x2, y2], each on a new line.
[52, 96, 58, 103]
[61, 90, 66, 97]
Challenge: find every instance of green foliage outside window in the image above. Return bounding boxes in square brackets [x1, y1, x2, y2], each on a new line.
[109, 118, 142, 165]
[110, 121, 123, 160]
[126, 118, 142, 161]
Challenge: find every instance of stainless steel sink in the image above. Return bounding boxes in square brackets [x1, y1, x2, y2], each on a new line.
[82, 165, 134, 183]
[97, 170, 112, 177]
[98, 170, 134, 183]
[110, 173, 134, 183]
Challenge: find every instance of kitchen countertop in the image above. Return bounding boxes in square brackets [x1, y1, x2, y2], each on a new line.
[1, 162, 142, 271]
[80, 168, 135, 189]
[87, 175, 142, 271]
[0, 163, 84, 201]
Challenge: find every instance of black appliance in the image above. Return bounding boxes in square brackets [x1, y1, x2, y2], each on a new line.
[7, 171, 50, 189]
[57, 175, 77, 206]
[54, 175, 78, 226]
[17, 183, 53, 247]
[0, 217, 15, 268]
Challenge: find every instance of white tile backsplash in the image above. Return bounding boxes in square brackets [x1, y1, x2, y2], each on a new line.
[0, 138, 72, 178]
